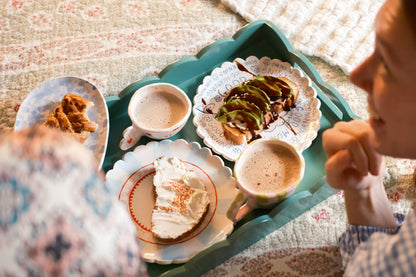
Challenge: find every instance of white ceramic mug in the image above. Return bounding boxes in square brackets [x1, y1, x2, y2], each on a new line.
[120, 83, 192, 150]
[227, 138, 305, 222]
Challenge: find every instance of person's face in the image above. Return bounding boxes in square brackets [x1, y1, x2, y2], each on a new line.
[350, 0, 416, 158]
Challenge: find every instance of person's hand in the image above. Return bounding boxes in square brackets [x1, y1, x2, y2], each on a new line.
[322, 119, 384, 192]
[322, 119, 396, 227]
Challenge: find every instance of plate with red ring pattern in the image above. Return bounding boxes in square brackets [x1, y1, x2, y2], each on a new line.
[119, 160, 217, 245]
[105, 139, 239, 264]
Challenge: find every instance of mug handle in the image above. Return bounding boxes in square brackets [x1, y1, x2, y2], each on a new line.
[119, 126, 143, 150]
[226, 191, 255, 222]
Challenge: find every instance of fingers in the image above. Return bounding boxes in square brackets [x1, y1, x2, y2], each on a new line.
[323, 120, 382, 176]
[338, 121, 382, 175]
[323, 123, 369, 175]
[325, 149, 353, 189]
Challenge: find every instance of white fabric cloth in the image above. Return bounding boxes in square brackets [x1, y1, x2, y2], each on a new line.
[222, 0, 384, 73]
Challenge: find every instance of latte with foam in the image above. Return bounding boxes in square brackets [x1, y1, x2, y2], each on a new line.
[133, 90, 188, 130]
[235, 140, 302, 194]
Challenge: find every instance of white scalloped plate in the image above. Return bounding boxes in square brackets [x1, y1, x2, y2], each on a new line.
[193, 56, 321, 161]
[105, 139, 238, 264]
[14, 77, 109, 169]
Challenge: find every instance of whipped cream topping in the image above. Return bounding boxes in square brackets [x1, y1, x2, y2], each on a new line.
[151, 156, 209, 240]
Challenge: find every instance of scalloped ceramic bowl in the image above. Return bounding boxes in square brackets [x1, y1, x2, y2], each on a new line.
[192, 56, 322, 161]
[14, 77, 109, 169]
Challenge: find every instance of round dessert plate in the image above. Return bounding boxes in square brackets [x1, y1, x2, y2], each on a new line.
[193, 56, 322, 161]
[14, 76, 109, 169]
[105, 139, 238, 264]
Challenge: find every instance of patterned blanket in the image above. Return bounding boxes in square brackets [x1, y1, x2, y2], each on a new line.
[222, 0, 383, 73]
[1, 1, 415, 277]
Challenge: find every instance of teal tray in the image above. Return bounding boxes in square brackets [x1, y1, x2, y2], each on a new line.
[103, 20, 357, 276]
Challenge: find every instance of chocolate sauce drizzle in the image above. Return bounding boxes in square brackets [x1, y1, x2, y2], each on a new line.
[235, 60, 256, 77]
[233, 60, 297, 136]
[202, 60, 298, 139]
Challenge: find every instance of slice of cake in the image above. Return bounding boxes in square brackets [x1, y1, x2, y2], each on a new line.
[151, 156, 210, 241]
